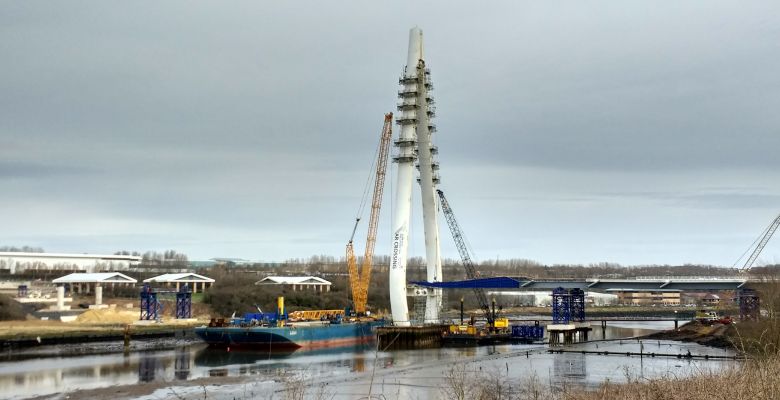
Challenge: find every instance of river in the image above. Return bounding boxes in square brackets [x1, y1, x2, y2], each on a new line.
[0, 321, 737, 399]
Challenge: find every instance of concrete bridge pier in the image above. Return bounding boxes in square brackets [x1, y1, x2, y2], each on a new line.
[56, 286, 65, 310]
[95, 284, 103, 306]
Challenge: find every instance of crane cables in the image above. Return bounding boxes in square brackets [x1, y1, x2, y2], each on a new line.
[352, 135, 383, 231]
[732, 213, 780, 271]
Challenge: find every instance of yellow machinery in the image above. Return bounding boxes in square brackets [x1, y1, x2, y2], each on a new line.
[493, 318, 509, 329]
[289, 310, 346, 321]
[277, 296, 284, 327]
[449, 325, 478, 335]
[346, 113, 393, 314]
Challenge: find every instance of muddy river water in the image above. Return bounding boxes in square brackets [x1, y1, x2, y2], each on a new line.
[0, 321, 737, 399]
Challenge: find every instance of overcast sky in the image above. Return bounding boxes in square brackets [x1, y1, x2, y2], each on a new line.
[1, 1, 779, 267]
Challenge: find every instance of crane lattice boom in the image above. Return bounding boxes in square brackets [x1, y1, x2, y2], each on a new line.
[742, 213, 780, 271]
[436, 189, 494, 325]
[346, 113, 393, 314]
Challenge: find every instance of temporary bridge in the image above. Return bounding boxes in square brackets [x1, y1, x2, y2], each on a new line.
[411, 276, 750, 291]
[412, 276, 760, 321]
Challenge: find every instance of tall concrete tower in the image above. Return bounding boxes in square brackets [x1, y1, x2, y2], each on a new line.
[389, 27, 443, 326]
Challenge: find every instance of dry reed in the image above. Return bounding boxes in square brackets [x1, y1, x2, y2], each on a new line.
[440, 353, 780, 400]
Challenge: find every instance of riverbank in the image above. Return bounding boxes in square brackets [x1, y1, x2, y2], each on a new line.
[642, 320, 736, 349]
[562, 354, 778, 400]
[26, 376, 250, 400]
[0, 305, 716, 349]
[0, 308, 207, 349]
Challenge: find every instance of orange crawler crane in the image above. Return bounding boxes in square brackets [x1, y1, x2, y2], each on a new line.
[347, 113, 393, 315]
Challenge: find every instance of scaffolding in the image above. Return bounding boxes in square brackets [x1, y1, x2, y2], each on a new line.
[140, 284, 160, 321]
[738, 288, 760, 321]
[552, 287, 586, 324]
[175, 284, 192, 319]
[140, 283, 193, 321]
[570, 288, 586, 322]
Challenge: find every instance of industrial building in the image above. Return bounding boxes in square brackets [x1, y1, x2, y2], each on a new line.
[610, 289, 681, 305]
[489, 291, 618, 307]
[0, 252, 141, 274]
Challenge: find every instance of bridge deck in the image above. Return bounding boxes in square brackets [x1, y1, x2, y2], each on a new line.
[411, 276, 749, 291]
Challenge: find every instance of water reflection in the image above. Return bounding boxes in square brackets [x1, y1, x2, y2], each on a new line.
[194, 347, 297, 367]
[552, 353, 587, 388]
[174, 346, 191, 380]
[138, 354, 158, 382]
[0, 323, 731, 400]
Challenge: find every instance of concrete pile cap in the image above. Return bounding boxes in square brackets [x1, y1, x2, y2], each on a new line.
[52, 272, 137, 284]
[142, 273, 215, 283]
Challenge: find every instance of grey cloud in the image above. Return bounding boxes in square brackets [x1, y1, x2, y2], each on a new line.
[595, 189, 780, 210]
[1, 1, 779, 264]
[0, 160, 96, 179]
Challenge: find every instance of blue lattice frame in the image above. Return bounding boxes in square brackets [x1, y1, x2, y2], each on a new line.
[552, 287, 571, 324]
[570, 288, 585, 322]
[175, 284, 192, 319]
[739, 288, 760, 321]
[552, 287, 587, 323]
[140, 284, 160, 320]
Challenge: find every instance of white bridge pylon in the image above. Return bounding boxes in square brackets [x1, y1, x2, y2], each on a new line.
[388, 27, 443, 326]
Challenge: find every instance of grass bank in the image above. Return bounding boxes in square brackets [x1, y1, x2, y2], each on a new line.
[442, 353, 778, 400]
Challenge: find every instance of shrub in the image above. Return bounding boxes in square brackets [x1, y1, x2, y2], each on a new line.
[203, 273, 353, 317]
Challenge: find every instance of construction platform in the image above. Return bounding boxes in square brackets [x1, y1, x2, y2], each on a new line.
[548, 323, 592, 345]
[376, 325, 448, 350]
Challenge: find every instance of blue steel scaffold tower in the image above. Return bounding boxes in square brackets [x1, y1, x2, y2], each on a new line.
[175, 284, 192, 319]
[552, 287, 586, 324]
[140, 284, 160, 321]
[570, 288, 586, 322]
[140, 283, 193, 320]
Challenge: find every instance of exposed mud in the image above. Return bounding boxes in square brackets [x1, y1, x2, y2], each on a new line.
[643, 320, 736, 349]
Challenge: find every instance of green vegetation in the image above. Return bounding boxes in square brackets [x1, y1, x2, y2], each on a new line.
[727, 278, 780, 357]
[191, 293, 205, 303]
[203, 269, 354, 317]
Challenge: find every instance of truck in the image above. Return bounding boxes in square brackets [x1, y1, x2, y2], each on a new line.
[695, 310, 733, 325]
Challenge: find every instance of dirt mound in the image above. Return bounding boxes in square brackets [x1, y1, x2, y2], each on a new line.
[76, 308, 138, 325]
[644, 320, 736, 349]
[0, 294, 27, 321]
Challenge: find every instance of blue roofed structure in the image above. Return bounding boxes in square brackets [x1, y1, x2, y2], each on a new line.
[411, 277, 524, 289]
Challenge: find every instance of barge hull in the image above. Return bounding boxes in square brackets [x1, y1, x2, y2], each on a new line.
[195, 321, 381, 350]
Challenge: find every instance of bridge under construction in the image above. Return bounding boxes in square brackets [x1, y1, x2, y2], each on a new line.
[348, 27, 777, 332]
